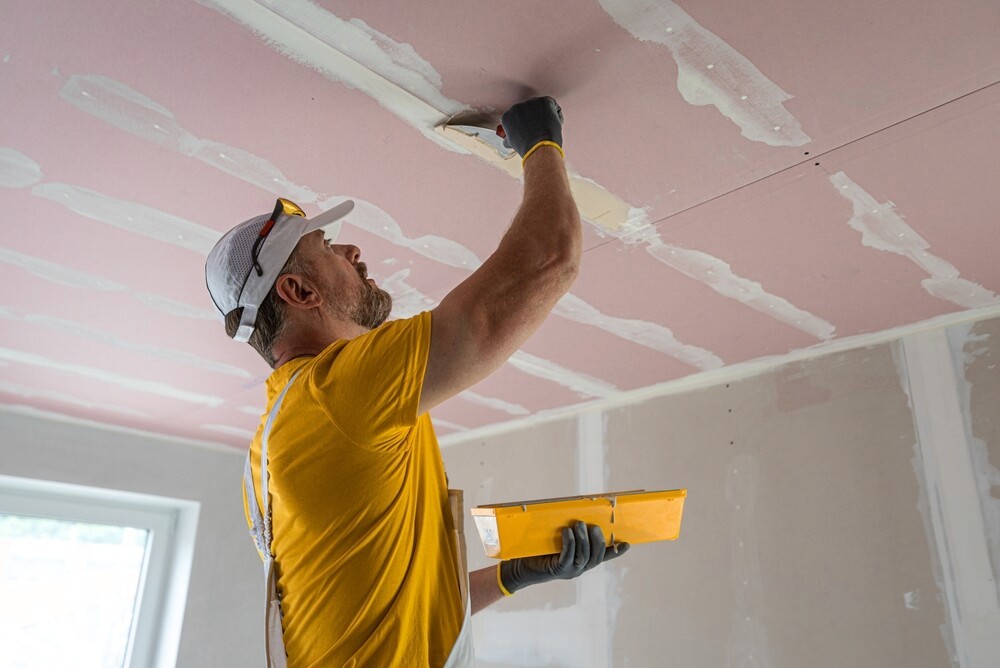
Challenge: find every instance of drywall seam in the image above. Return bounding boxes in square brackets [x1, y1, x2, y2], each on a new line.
[194, 0, 466, 152]
[0, 306, 251, 378]
[0, 380, 151, 419]
[459, 391, 530, 417]
[597, 0, 811, 147]
[831, 172, 1000, 309]
[901, 329, 1000, 667]
[0, 347, 224, 407]
[725, 454, 772, 666]
[201, 423, 257, 439]
[429, 418, 468, 433]
[439, 302, 1000, 447]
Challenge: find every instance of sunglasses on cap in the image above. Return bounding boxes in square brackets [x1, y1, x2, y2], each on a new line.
[251, 198, 306, 277]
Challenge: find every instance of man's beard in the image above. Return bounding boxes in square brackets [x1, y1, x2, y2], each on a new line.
[350, 278, 392, 330]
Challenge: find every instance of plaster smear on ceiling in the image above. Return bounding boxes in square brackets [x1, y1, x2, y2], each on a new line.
[0, 246, 126, 292]
[0, 307, 250, 378]
[0, 147, 44, 188]
[194, 0, 466, 151]
[831, 171, 1000, 309]
[0, 347, 224, 407]
[597, 0, 811, 147]
[0, 380, 151, 419]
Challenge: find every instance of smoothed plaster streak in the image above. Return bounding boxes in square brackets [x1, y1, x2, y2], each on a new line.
[0, 306, 251, 378]
[430, 418, 468, 433]
[0, 246, 126, 291]
[32, 183, 222, 254]
[900, 328, 1000, 667]
[508, 351, 620, 399]
[459, 390, 530, 417]
[0, 347, 224, 406]
[0, 380, 150, 418]
[0, 146, 44, 188]
[195, 0, 466, 152]
[133, 292, 218, 320]
[554, 293, 723, 369]
[832, 172, 1000, 309]
[597, 0, 811, 146]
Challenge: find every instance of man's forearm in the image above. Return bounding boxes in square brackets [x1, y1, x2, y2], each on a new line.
[470, 565, 506, 614]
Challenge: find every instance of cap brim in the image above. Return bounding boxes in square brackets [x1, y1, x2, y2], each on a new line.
[307, 200, 355, 230]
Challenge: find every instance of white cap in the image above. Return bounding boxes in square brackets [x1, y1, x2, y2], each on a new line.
[205, 199, 355, 342]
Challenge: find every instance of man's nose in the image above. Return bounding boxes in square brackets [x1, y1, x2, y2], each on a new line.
[334, 244, 361, 263]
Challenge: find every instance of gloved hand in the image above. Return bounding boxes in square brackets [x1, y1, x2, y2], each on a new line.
[499, 96, 564, 160]
[499, 521, 630, 594]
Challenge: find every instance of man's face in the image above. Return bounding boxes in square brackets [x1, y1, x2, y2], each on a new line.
[296, 230, 392, 329]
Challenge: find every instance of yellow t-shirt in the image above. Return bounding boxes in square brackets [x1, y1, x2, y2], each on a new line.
[243, 311, 464, 667]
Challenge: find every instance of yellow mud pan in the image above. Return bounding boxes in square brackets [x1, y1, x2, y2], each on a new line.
[471, 489, 686, 560]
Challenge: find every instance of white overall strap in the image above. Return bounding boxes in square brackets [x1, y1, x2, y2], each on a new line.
[442, 595, 475, 668]
[244, 369, 302, 668]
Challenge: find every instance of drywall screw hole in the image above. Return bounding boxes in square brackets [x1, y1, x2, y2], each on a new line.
[814, 162, 820, 166]
[804, 151, 810, 155]
[728, 408, 733, 413]
[730, 441, 734, 445]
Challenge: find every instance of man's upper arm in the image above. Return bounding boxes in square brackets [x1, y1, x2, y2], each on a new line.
[418, 246, 577, 416]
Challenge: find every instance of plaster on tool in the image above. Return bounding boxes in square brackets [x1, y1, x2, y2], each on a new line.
[435, 111, 518, 165]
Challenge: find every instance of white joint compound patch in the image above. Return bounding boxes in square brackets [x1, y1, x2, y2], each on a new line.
[0, 347, 224, 406]
[133, 292, 218, 320]
[508, 351, 620, 399]
[0, 380, 150, 418]
[0, 146, 44, 188]
[555, 292, 723, 369]
[458, 390, 530, 416]
[32, 182, 222, 254]
[831, 172, 1000, 310]
[0, 246, 127, 291]
[0, 306, 251, 377]
[598, 0, 811, 147]
[195, 0, 467, 152]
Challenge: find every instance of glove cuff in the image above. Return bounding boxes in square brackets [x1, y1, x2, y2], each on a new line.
[522, 140, 565, 166]
[497, 563, 515, 597]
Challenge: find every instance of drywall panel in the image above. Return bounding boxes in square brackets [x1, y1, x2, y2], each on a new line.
[0, 409, 260, 667]
[603, 342, 951, 667]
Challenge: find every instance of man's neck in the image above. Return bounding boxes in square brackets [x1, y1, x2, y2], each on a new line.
[271, 321, 371, 369]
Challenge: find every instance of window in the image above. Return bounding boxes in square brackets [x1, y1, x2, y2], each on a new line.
[0, 476, 199, 668]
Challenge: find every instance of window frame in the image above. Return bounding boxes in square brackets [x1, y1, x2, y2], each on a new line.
[0, 474, 200, 668]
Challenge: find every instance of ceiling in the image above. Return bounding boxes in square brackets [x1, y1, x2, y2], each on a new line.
[2, 0, 998, 447]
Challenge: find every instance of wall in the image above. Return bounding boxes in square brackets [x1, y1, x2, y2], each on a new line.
[0, 410, 261, 667]
[444, 313, 1000, 667]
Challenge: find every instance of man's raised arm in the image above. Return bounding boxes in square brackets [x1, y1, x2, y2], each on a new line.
[419, 97, 581, 415]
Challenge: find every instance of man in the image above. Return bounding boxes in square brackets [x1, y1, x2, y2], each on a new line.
[205, 97, 629, 667]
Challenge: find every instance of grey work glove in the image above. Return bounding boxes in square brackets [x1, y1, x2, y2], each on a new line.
[499, 521, 630, 594]
[499, 96, 564, 158]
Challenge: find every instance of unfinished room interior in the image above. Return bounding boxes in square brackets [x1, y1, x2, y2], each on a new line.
[2, 0, 999, 666]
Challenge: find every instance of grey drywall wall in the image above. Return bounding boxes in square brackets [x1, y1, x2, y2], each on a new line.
[0, 412, 260, 668]
[443, 333, 989, 667]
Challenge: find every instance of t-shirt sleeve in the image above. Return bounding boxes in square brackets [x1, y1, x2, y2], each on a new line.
[304, 311, 432, 450]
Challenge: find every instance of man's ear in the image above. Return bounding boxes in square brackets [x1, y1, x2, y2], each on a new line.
[275, 273, 322, 311]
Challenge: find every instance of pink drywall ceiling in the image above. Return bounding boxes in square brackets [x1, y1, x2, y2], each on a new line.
[1, 0, 998, 446]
